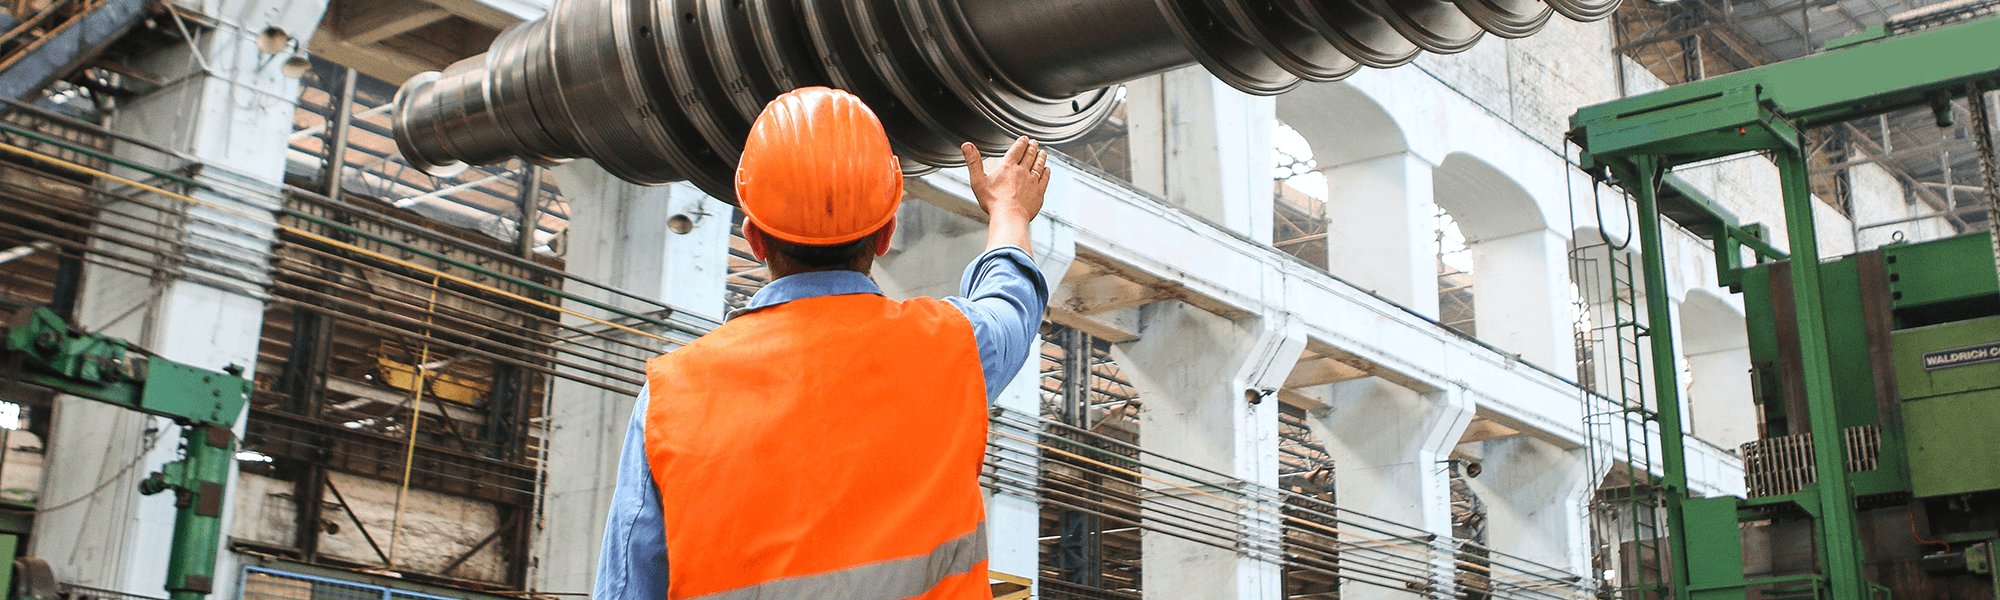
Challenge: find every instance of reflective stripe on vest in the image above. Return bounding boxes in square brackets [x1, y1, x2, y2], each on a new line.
[645, 293, 991, 600]
[686, 523, 986, 600]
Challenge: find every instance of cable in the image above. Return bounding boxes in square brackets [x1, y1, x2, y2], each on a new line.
[0, 421, 162, 514]
[1594, 177, 1634, 251]
[1909, 509, 1950, 553]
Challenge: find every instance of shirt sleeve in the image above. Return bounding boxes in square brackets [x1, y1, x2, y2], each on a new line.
[595, 387, 669, 599]
[943, 245, 1052, 404]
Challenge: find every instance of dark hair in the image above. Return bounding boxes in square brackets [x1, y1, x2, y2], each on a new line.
[769, 233, 877, 269]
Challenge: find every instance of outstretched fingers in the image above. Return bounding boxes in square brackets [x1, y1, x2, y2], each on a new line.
[960, 142, 986, 184]
[1002, 136, 1031, 166]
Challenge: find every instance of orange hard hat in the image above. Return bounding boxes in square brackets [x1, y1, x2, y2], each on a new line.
[735, 87, 903, 246]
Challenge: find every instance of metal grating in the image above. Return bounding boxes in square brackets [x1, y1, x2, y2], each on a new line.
[1739, 425, 1882, 498]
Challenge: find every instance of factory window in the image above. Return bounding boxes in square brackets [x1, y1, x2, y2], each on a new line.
[1449, 463, 1491, 600]
[1437, 207, 1476, 337]
[1036, 323, 1143, 599]
[1272, 122, 1329, 270]
[1278, 402, 1338, 600]
[230, 56, 705, 587]
[287, 57, 568, 257]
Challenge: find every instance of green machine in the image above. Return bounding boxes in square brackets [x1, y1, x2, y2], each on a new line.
[1569, 8, 2000, 600]
[0, 307, 252, 600]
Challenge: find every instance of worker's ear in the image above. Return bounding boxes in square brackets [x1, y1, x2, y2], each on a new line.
[872, 217, 896, 257]
[744, 220, 772, 262]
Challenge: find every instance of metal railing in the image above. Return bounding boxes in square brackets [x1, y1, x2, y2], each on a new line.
[988, 405, 1592, 600]
[239, 567, 486, 600]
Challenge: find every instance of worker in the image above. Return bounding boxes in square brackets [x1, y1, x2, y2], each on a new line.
[593, 86, 1053, 599]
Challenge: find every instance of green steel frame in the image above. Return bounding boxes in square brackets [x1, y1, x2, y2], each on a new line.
[1569, 15, 2000, 600]
[1, 308, 251, 600]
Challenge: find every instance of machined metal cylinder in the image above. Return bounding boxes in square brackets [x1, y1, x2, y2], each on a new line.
[393, 0, 1618, 200]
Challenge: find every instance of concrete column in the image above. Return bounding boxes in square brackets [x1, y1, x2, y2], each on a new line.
[1307, 380, 1473, 598]
[1125, 74, 1167, 198]
[29, 3, 326, 598]
[552, 172, 732, 319]
[1321, 153, 1439, 318]
[1468, 227, 1577, 372]
[533, 168, 730, 592]
[1123, 68, 1274, 243]
[1115, 304, 1304, 600]
[1458, 437, 1595, 583]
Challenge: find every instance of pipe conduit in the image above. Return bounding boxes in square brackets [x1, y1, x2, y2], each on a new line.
[392, 0, 1617, 200]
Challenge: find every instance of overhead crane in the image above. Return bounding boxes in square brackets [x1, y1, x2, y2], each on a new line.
[1569, 7, 2000, 600]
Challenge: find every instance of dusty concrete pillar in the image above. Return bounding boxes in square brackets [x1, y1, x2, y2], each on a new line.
[1468, 227, 1577, 372]
[1321, 153, 1439, 318]
[554, 173, 733, 318]
[1115, 303, 1304, 600]
[1123, 68, 1275, 243]
[30, 2, 328, 597]
[1307, 380, 1472, 598]
[1458, 436, 1594, 583]
[1124, 74, 1167, 198]
[533, 169, 729, 591]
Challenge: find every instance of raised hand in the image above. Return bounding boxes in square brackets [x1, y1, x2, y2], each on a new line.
[961, 136, 1050, 227]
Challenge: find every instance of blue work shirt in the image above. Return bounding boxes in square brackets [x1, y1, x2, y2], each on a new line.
[593, 245, 1050, 599]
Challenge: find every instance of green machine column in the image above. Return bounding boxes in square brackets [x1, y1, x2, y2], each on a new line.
[1773, 149, 1869, 599]
[141, 422, 238, 600]
[1625, 155, 1695, 600]
[136, 357, 253, 600]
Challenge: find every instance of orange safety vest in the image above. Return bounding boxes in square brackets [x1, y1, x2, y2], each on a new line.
[644, 293, 990, 600]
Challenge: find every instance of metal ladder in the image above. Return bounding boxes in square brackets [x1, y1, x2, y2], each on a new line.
[1575, 242, 1668, 599]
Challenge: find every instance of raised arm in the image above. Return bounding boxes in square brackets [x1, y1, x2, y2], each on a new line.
[960, 136, 1050, 256]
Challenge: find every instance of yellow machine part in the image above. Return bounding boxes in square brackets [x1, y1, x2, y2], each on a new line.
[376, 355, 489, 406]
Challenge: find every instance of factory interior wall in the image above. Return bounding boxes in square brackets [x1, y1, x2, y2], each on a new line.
[12, 0, 1957, 597]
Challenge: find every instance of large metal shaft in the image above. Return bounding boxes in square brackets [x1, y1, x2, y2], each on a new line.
[392, 0, 1616, 200]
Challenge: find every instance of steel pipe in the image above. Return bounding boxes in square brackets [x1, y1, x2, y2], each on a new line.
[393, 0, 1616, 200]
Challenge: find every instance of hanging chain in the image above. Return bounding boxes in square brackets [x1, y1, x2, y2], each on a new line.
[1966, 84, 2000, 285]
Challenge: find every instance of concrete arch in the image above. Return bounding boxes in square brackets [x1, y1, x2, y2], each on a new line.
[1681, 288, 1747, 354]
[1275, 81, 1407, 168]
[1432, 152, 1570, 372]
[1680, 287, 1755, 449]
[1278, 81, 1438, 318]
[1434, 152, 1545, 242]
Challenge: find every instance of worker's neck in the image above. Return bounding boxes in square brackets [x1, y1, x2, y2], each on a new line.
[764, 254, 874, 281]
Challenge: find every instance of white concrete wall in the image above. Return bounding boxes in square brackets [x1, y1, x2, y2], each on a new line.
[35, 0, 1955, 596]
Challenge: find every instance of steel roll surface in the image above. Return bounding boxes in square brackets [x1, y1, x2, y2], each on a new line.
[392, 0, 1617, 200]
